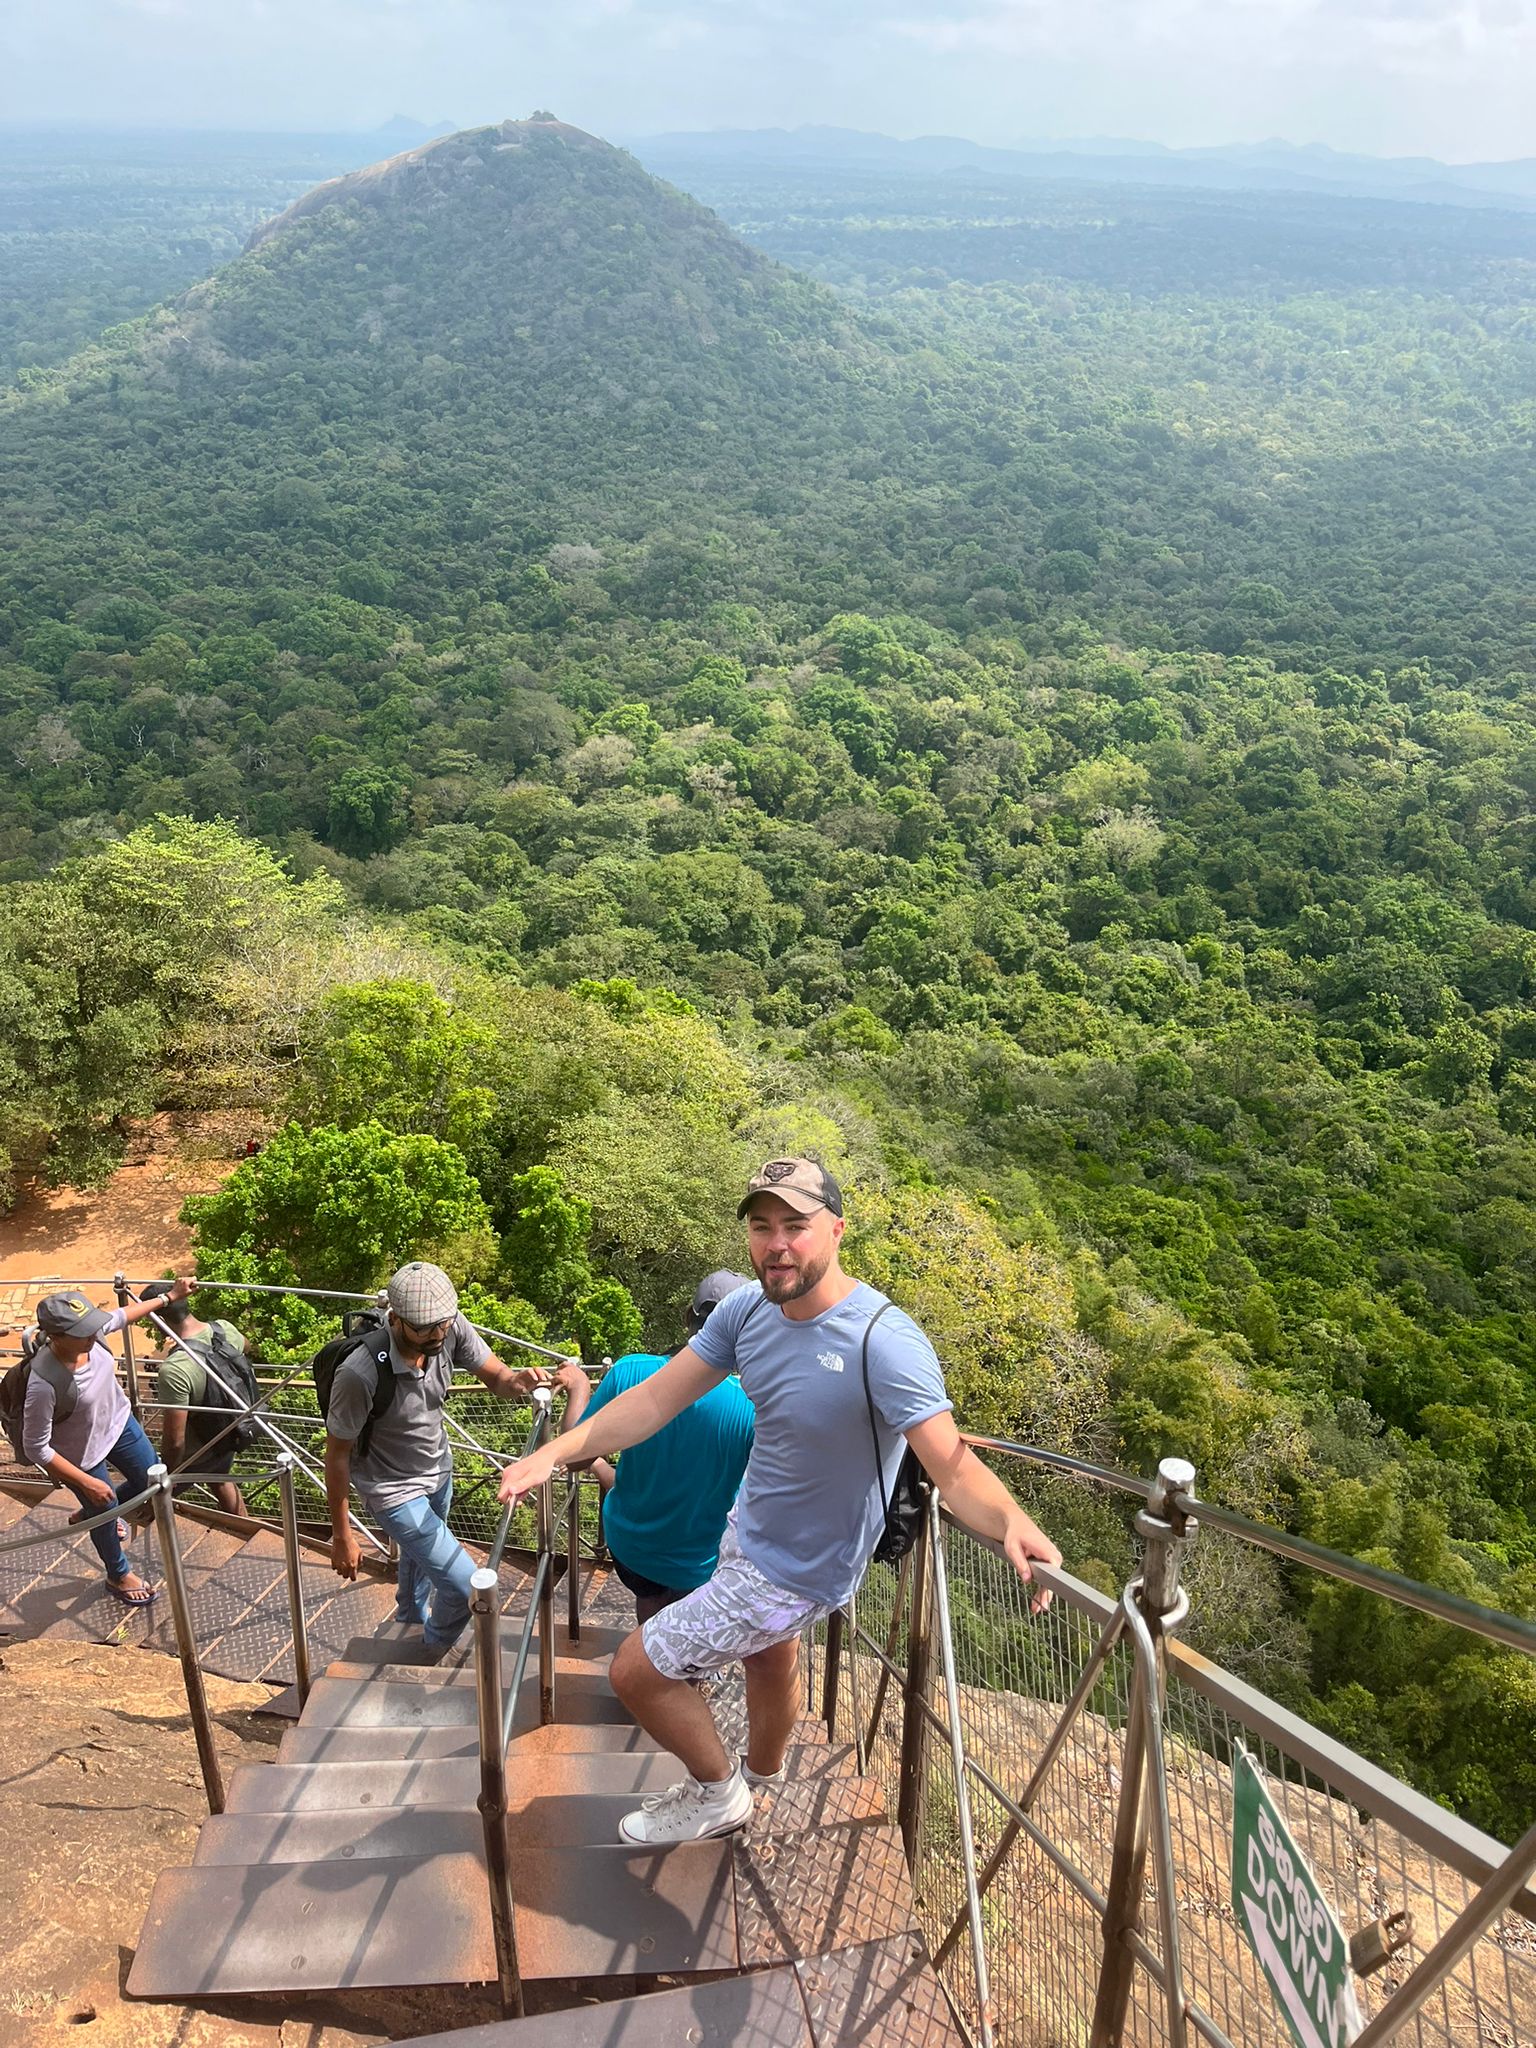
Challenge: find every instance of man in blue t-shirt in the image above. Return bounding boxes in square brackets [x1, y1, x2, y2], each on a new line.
[502, 1157, 1061, 1848]
[556, 1270, 755, 1622]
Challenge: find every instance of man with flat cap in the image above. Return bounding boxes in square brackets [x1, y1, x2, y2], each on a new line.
[556, 1270, 756, 1624]
[21, 1279, 194, 1606]
[501, 1158, 1061, 1844]
[325, 1260, 549, 1653]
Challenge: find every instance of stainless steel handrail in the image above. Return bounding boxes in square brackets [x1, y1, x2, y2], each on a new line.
[0, 1481, 160, 1553]
[967, 1433, 1536, 1658]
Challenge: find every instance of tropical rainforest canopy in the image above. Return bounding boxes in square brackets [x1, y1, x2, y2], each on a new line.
[1, 117, 1533, 1834]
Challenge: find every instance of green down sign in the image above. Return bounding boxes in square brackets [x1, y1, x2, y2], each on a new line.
[1232, 1746, 1364, 2048]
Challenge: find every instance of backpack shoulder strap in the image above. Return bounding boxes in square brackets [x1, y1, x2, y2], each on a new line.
[859, 1296, 898, 1535]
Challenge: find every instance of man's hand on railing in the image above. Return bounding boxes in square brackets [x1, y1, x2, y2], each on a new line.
[498, 1438, 561, 1507]
[330, 1528, 362, 1580]
[1002, 1513, 1062, 1616]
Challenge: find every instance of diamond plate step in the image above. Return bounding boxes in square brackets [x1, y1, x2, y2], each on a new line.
[734, 1821, 917, 1966]
[194, 1804, 486, 1866]
[502, 1750, 884, 1849]
[393, 1936, 961, 2047]
[126, 1850, 497, 1998]
[398, 1961, 814, 2046]
[224, 1756, 481, 1813]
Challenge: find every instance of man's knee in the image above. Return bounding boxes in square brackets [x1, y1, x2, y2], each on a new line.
[743, 1635, 801, 1680]
[610, 1628, 663, 1703]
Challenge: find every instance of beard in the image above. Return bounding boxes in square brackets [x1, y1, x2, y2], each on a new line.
[752, 1240, 833, 1303]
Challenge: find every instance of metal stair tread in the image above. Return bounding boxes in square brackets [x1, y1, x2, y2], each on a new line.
[508, 1835, 739, 1979]
[224, 1754, 481, 1813]
[126, 1849, 497, 1997]
[194, 1803, 486, 1866]
[296, 1674, 481, 1728]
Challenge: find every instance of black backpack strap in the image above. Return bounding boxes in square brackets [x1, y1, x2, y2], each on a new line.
[358, 1338, 396, 1459]
[858, 1297, 897, 1544]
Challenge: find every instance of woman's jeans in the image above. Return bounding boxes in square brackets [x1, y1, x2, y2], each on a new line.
[63, 1413, 158, 1581]
[373, 1476, 476, 1649]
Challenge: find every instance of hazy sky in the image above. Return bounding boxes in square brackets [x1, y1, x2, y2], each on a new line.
[5, 0, 1536, 163]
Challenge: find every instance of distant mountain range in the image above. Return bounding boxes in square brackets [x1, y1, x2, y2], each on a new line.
[631, 124, 1536, 213]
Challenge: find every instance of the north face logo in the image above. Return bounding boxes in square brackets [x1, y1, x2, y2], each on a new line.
[818, 1350, 845, 1374]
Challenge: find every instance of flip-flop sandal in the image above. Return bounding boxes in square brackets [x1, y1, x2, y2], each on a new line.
[107, 1578, 158, 1607]
[71, 1508, 129, 1542]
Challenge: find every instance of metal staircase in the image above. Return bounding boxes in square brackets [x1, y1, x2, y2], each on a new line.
[126, 1562, 958, 2040]
[5, 1277, 1534, 2047]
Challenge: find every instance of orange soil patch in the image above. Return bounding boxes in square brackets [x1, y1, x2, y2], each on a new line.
[0, 1114, 254, 1321]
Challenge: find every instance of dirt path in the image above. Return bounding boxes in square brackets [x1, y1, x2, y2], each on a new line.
[0, 1117, 248, 1325]
[0, 1638, 503, 2048]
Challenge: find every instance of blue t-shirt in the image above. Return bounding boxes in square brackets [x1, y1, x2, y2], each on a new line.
[690, 1280, 952, 1607]
[586, 1353, 755, 1592]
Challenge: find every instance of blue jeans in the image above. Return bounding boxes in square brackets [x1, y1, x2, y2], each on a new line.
[374, 1476, 475, 1649]
[64, 1414, 158, 1582]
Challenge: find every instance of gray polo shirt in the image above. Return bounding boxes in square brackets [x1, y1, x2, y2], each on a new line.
[327, 1314, 491, 1510]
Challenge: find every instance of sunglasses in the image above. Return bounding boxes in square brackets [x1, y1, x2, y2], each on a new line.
[396, 1316, 450, 1350]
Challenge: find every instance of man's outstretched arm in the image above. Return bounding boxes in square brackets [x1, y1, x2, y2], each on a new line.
[498, 1346, 721, 1503]
[905, 1411, 1062, 1613]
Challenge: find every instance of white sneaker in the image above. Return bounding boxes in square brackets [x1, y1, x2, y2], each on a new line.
[618, 1771, 754, 1845]
[742, 1758, 786, 1788]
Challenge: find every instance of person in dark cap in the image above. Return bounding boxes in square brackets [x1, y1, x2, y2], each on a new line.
[21, 1279, 194, 1606]
[555, 1271, 756, 1624]
[502, 1156, 1059, 1845]
[325, 1259, 550, 1654]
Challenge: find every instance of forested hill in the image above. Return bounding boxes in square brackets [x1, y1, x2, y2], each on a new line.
[2, 122, 1536, 1832]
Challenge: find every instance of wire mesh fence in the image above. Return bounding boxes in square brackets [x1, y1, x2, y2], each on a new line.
[818, 1504, 1536, 2048]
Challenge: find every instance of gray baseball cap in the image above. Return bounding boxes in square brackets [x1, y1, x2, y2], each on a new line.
[35, 1291, 114, 1342]
[387, 1261, 458, 1327]
[687, 1270, 751, 1331]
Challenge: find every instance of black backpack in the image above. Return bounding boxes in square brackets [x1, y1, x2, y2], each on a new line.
[860, 1298, 934, 1566]
[0, 1326, 45, 1462]
[183, 1325, 264, 1456]
[311, 1310, 397, 1458]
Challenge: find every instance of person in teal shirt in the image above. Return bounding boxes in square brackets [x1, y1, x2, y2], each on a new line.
[557, 1272, 755, 1622]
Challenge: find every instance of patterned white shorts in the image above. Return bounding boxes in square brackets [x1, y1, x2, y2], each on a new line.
[641, 1516, 830, 1682]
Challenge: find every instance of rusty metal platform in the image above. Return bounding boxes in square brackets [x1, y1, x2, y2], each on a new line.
[127, 1851, 497, 1998]
[194, 1805, 486, 1866]
[224, 1755, 480, 1813]
[509, 1839, 739, 1978]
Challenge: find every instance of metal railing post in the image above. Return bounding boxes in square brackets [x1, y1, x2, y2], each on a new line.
[470, 1565, 523, 2016]
[531, 1389, 555, 1726]
[1089, 1457, 1197, 2048]
[926, 1493, 995, 2045]
[896, 1504, 934, 1867]
[276, 1453, 311, 1706]
[822, 1606, 845, 1739]
[113, 1272, 142, 1422]
[566, 1476, 581, 1644]
[147, 1463, 224, 1814]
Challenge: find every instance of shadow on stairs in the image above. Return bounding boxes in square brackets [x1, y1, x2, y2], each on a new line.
[125, 1563, 965, 2043]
